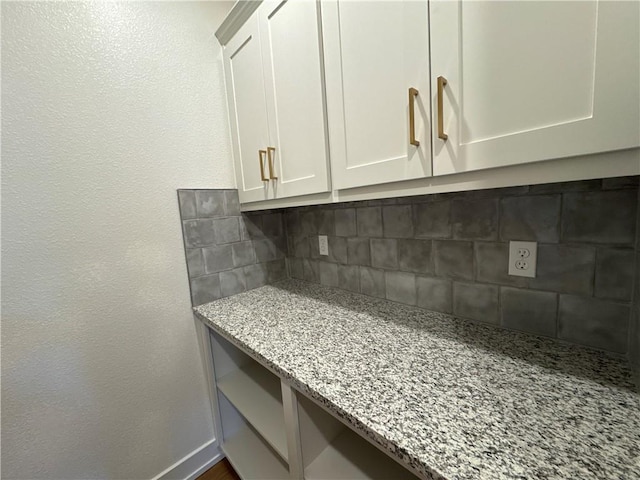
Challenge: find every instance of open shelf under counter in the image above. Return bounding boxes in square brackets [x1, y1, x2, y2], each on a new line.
[298, 393, 419, 480]
[304, 428, 419, 480]
[223, 423, 289, 480]
[217, 361, 288, 462]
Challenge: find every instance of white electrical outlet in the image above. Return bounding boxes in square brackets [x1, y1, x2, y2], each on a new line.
[508, 241, 537, 278]
[318, 235, 329, 256]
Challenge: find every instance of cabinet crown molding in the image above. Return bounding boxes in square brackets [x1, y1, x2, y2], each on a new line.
[215, 1, 263, 45]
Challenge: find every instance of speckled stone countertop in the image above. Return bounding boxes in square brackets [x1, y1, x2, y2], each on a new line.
[194, 280, 640, 480]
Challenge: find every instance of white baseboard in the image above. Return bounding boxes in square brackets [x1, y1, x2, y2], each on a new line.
[152, 439, 223, 480]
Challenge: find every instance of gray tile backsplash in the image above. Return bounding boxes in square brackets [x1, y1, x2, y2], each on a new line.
[178, 177, 640, 365]
[529, 244, 595, 295]
[398, 239, 433, 274]
[386, 271, 417, 305]
[416, 276, 452, 313]
[558, 295, 630, 353]
[383, 205, 414, 238]
[338, 264, 360, 292]
[474, 242, 527, 288]
[451, 197, 498, 240]
[595, 248, 635, 301]
[177, 190, 197, 219]
[356, 206, 383, 237]
[203, 244, 233, 273]
[283, 176, 639, 355]
[453, 282, 500, 324]
[178, 189, 286, 306]
[359, 266, 385, 298]
[183, 218, 216, 247]
[433, 240, 474, 280]
[335, 208, 357, 237]
[371, 238, 398, 269]
[500, 287, 557, 337]
[414, 201, 451, 238]
[319, 261, 338, 287]
[195, 190, 225, 217]
[499, 194, 561, 242]
[561, 190, 638, 244]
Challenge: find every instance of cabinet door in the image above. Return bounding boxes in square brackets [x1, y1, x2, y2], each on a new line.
[322, 0, 432, 190]
[258, 0, 330, 199]
[430, 0, 640, 176]
[224, 15, 273, 203]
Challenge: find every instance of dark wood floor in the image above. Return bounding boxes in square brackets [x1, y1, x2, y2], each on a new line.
[197, 458, 240, 480]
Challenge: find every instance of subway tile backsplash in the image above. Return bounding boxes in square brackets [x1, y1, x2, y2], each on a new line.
[177, 189, 286, 306]
[284, 176, 639, 355]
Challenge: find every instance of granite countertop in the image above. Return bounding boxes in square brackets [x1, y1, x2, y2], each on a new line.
[194, 279, 640, 480]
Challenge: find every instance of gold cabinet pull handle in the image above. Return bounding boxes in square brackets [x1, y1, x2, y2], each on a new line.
[437, 76, 448, 141]
[258, 149, 268, 182]
[267, 147, 278, 180]
[408, 87, 420, 146]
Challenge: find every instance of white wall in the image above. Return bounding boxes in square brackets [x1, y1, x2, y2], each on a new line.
[1, 2, 234, 478]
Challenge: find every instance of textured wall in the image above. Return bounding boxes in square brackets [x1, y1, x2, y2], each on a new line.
[178, 190, 287, 306]
[2, 2, 233, 479]
[285, 177, 639, 354]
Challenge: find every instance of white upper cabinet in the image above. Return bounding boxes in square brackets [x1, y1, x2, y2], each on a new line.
[223, 1, 330, 204]
[322, 0, 432, 190]
[430, 0, 640, 176]
[221, 0, 639, 209]
[224, 15, 273, 203]
[259, 0, 330, 199]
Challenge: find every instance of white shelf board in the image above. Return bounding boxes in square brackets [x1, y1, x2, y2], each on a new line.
[305, 429, 418, 480]
[217, 362, 288, 461]
[223, 424, 289, 480]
